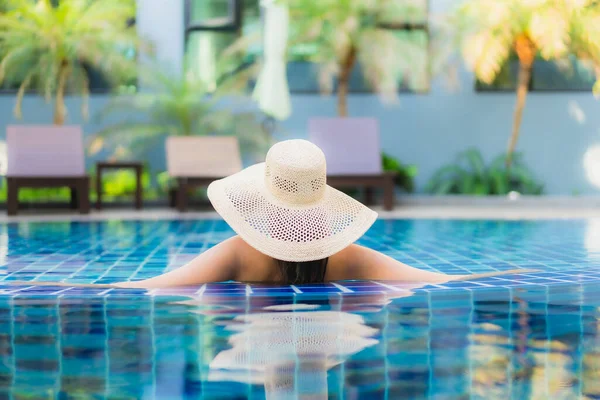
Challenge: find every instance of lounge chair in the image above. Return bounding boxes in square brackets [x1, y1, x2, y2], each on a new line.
[166, 136, 243, 212]
[5, 125, 90, 216]
[308, 118, 395, 210]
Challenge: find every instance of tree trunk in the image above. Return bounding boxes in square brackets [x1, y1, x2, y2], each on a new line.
[506, 62, 532, 167]
[594, 65, 600, 97]
[54, 61, 70, 126]
[507, 35, 535, 168]
[337, 47, 357, 117]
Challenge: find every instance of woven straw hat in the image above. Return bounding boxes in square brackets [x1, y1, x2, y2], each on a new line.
[207, 139, 378, 262]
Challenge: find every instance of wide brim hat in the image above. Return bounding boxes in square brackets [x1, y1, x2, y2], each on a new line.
[207, 139, 378, 262]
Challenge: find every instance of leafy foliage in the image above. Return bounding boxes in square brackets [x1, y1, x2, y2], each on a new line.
[285, 0, 427, 93]
[92, 68, 271, 161]
[0, 168, 160, 203]
[0, 0, 143, 124]
[426, 148, 544, 196]
[96, 169, 153, 199]
[450, 0, 600, 166]
[382, 153, 417, 193]
[223, 0, 428, 116]
[452, 0, 600, 85]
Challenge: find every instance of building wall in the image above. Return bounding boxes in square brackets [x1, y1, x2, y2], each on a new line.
[0, 0, 599, 194]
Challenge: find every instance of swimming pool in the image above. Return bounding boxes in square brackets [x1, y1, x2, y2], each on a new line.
[1, 219, 600, 398]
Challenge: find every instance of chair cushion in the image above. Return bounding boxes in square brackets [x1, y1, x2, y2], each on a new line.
[308, 118, 383, 176]
[7, 125, 85, 177]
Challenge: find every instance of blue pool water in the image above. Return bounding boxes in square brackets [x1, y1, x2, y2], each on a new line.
[1, 219, 600, 399]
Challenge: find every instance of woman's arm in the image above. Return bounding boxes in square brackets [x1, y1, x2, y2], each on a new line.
[333, 244, 536, 283]
[118, 236, 241, 288]
[12, 236, 242, 289]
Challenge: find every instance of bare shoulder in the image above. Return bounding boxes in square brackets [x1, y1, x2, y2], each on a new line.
[326, 244, 373, 280]
[217, 235, 254, 266]
[327, 244, 446, 282]
[211, 235, 246, 258]
[228, 235, 277, 282]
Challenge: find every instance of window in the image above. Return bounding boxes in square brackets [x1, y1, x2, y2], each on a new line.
[476, 54, 597, 92]
[185, 0, 260, 92]
[184, 0, 429, 94]
[287, 0, 430, 93]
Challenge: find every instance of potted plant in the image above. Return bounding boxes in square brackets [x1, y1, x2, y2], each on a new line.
[451, 0, 600, 167]
[0, 0, 141, 126]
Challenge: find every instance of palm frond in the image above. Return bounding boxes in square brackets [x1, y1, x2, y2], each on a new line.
[72, 65, 90, 120]
[453, 0, 600, 85]
[0, 0, 143, 123]
[92, 123, 169, 158]
[433, 179, 458, 195]
[94, 94, 156, 122]
[356, 28, 404, 101]
[462, 32, 512, 83]
[451, 0, 518, 83]
[224, 0, 431, 108]
[489, 169, 509, 194]
[459, 148, 486, 179]
[97, 67, 266, 159]
[0, 44, 37, 83]
[13, 71, 34, 119]
[529, 6, 570, 60]
[428, 148, 542, 195]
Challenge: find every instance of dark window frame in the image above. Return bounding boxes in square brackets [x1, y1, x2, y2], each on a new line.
[184, 0, 431, 95]
[184, 0, 242, 32]
[288, 21, 431, 95]
[184, 0, 257, 89]
[475, 55, 597, 93]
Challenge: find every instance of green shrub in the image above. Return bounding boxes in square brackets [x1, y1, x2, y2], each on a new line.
[0, 169, 163, 203]
[95, 169, 155, 200]
[426, 148, 543, 195]
[382, 153, 418, 193]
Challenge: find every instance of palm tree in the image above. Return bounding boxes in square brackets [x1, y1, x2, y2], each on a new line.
[285, 0, 428, 117]
[0, 0, 142, 125]
[92, 68, 270, 161]
[221, 0, 428, 117]
[452, 0, 600, 167]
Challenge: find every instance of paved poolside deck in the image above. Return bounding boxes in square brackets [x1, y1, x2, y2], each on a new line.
[2, 195, 600, 222]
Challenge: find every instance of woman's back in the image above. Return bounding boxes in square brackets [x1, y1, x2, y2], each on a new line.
[232, 236, 457, 284]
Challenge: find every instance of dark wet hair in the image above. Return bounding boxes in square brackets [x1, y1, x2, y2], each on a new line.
[276, 258, 328, 285]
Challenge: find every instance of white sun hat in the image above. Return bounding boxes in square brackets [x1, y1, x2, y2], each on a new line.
[207, 139, 378, 262]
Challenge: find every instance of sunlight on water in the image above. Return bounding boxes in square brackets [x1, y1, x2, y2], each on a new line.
[1, 219, 600, 398]
[0, 286, 599, 399]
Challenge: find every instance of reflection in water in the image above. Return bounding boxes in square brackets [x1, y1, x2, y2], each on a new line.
[0, 286, 600, 399]
[207, 306, 378, 399]
[5, 219, 600, 398]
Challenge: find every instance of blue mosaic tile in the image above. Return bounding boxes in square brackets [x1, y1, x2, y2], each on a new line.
[1, 218, 600, 300]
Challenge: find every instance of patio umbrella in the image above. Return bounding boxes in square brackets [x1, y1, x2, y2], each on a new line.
[252, 0, 291, 121]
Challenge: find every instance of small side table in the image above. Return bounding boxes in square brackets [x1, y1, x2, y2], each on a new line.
[96, 162, 143, 210]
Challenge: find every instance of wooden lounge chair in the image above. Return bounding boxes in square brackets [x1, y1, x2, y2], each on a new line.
[5, 125, 90, 216]
[166, 136, 243, 212]
[309, 118, 395, 210]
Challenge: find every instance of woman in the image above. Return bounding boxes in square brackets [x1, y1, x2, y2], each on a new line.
[19, 140, 532, 289]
